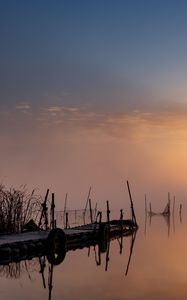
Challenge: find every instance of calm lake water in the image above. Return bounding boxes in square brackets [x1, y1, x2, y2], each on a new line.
[1, 211, 187, 300]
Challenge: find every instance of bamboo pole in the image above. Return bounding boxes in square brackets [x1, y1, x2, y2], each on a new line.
[63, 193, 68, 227]
[84, 186, 92, 214]
[38, 189, 49, 229]
[126, 181, 137, 225]
[51, 193, 55, 230]
[106, 200, 110, 224]
[94, 202, 97, 222]
[89, 198, 93, 223]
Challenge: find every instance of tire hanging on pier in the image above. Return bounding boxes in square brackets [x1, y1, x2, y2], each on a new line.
[46, 228, 67, 265]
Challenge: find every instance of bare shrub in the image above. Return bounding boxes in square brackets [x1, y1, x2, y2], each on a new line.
[0, 185, 42, 233]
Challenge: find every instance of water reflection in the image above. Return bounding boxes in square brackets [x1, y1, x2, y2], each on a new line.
[144, 195, 183, 237]
[45, 228, 137, 300]
[0, 228, 137, 300]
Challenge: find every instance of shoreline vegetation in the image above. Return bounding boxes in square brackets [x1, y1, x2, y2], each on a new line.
[0, 185, 42, 233]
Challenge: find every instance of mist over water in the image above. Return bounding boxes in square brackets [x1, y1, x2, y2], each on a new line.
[1, 110, 187, 212]
[1, 210, 187, 300]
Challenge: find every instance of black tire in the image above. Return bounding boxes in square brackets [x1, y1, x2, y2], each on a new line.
[46, 228, 67, 265]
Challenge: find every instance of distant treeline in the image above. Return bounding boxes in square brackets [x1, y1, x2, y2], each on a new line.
[0, 185, 42, 233]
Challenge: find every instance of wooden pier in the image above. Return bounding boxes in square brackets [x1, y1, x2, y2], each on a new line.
[0, 219, 138, 266]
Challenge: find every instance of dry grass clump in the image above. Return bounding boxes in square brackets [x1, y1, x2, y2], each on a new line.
[0, 184, 42, 233]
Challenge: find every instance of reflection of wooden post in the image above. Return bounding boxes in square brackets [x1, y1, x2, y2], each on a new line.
[145, 194, 147, 216]
[125, 231, 137, 276]
[173, 196, 175, 216]
[179, 204, 182, 223]
[149, 202, 152, 215]
[48, 264, 54, 300]
[39, 256, 46, 289]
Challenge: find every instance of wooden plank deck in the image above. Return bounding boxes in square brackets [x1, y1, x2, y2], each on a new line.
[0, 220, 138, 265]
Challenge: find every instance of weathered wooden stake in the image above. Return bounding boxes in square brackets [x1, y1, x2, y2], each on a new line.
[97, 211, 102, 225]
[106, 200, 110, 224]
[51, 193, 55, 230]
[65, 212, 69, 229]
[84, 186, 92, 213]
[63, 193, 68, 227]
[120, 209, 123, 221]
[89, 198, 93, 223]
[39, 189, 49, 229]
[126, 181, 137, 225]
[94, 202, 97, 221]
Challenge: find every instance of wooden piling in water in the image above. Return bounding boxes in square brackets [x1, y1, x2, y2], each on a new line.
[126, 181, 137, 225]
[39, 189, 49, 229]
[51, 193, 55, 230]
[94, 202, 97, 222]
[106, 200, 110, 224]
[65, 212, 69, 229]
[84, 186, 91, 214]
[63, 193, 68, 227]
[89, 198, 93, 223]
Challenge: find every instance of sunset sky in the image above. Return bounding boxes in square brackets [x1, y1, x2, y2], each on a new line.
[1, 0, 187, 211]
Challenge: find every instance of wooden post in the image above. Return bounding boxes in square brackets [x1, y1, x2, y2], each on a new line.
[89, 198, 93, 223]
[106, 200, 110, 224]
[126, 181, 137, 225]
[120, 209, 123, 221]
[38, 189, 49, 229]
[65, 212, 69, 229]
[120, 209, 123, 231]
[94, 202, 97, 222]
[51, 193, 55, 229]
[63, 193, 68, 227]
[97, 211, 102, 225]
[84, 186, 92, 214]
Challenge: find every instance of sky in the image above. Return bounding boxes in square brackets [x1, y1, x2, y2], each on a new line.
[1, 0, 187, 211]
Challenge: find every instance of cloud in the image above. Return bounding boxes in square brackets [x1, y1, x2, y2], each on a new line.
[2, 103, 187, 144]
[16, 103, 31, 110]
